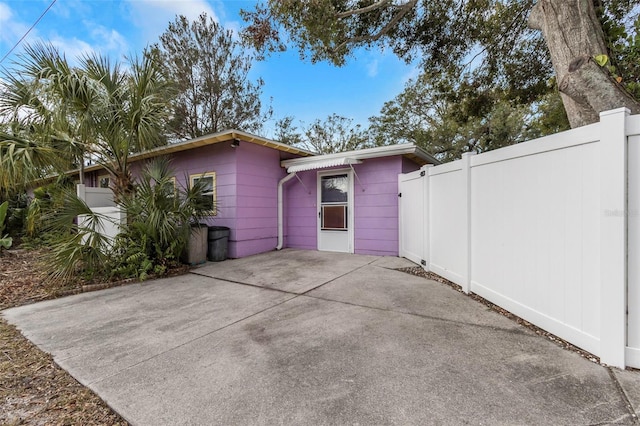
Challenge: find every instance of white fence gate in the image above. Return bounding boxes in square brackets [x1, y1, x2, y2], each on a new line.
[398, 170, 426, 266]
[399, 108, 640, 369]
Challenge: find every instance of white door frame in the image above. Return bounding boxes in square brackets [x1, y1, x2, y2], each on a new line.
[317, 168, 354, 253]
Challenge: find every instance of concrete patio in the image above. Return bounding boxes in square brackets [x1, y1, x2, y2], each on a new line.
[3, 249, 639, 425]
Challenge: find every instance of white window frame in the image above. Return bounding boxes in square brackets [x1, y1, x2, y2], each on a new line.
[97, 174, 111, 189]
[190, 172, 217, 215]
[168, 177, 177, 195]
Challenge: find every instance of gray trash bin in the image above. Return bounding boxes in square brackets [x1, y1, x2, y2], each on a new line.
[208, 226, 230, 261]
[182, 223, 208, 265]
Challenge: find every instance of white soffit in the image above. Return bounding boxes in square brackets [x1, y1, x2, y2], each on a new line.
[287, 157, 362, 173]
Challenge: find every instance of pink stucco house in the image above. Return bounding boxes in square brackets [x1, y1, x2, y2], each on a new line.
[82, 130, 438, 258]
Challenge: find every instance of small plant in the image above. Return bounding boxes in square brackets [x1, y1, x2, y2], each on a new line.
[110, 233, 172, 281]
[0, 192, 29, 245]
[110, 158, 211, 280]
[0, 201, 13, 251]
[41, 189, 113, 283]
[24, 158, 210, 284]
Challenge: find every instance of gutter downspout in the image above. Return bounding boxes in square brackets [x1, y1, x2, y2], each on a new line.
[276, 171, 297, 250]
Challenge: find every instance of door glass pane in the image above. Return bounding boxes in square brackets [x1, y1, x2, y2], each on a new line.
[322, 205, 347, 230]
[321, 175, 348, 203]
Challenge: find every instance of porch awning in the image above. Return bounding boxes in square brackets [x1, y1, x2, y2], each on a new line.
[286, 157, 362, 173]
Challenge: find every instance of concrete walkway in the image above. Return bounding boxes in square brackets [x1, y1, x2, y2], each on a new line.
[3, 249, 639, 425]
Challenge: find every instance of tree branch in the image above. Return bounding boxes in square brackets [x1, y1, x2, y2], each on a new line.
[528, 1, 544, 30]
[331, 0, 418, 54]
[335, 0, 394, 19]
[558, 55, 640, 126]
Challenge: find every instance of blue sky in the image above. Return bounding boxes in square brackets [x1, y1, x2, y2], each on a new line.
[0, 0, 419, 137]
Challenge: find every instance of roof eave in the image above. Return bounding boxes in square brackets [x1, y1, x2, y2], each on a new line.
[281, 143, 440, 171]
[76, 129, 315, 175]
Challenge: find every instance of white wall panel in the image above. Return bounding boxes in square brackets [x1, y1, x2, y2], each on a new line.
[469, 137, 601, 354]
[627, 132, 640, 367]
[78, 207, 125, 247]
[429, 164, 465, 284]
[398, 110, 637, 366]
[77, 184, 115, 208]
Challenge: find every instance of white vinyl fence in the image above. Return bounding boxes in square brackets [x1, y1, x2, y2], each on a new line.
[76, 184, 115, 208]
[399, 108, 639, 369]
[76, 184, 124, 244]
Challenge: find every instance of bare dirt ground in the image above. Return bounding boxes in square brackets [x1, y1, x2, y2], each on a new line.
[1, 249, 128, 425]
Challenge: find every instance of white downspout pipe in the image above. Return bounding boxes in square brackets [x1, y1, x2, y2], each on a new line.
[276, 172, 297, 250]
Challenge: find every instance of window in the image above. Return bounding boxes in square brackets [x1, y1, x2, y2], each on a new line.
[190, 172, 216, 214]
[98, 174, 111, 188]
[167, 177, 177, 196]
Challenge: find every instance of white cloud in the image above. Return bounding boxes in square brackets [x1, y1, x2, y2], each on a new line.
[86, 22, 129, 56]
[0, 2, 12, 21]
[149, 0, 217, 22]
[0, 1, 134, 70]
[366, 59, 379, 77]
[209, 0, 240, 36]
[48, 36, 94, 62]
[225, 20, 241, 40]
[49, 0, 91, 20]
[41, 21, 129, 65]
[0, 2, 34, 46]
[0, 2, 92, 66]
[123, 0, 218, 43]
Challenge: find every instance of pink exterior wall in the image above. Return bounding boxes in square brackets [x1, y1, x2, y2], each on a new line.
[234, 142, 287, 257]
[158, 142, 288, 258]
[85, 146, 423, 258]
[283, 156, 422, 256]
[159, 144, 239, 254]
[354, 157, 408, 256]
[85, 141, 290, 258]
[284, 170, 317, 250]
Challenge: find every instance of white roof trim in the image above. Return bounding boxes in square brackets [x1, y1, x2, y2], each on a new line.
[281, 143, 439, 171]
[287, 157, 362, 173]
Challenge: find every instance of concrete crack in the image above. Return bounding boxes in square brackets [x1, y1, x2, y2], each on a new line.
[607, 367, 640, 425]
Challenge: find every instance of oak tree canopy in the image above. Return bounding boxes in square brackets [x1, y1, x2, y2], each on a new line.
[241, 0, 640, 128]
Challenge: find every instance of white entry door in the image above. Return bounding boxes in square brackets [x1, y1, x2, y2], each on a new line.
[317, 170, 354, 253]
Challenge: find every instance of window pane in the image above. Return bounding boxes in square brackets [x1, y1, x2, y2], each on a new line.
[192, 174, 215, 213]
[322, 205, 347, 230]
[321, 175, 348, 203]
[195, 176, 214, 193]
[200, 196, 214, 211]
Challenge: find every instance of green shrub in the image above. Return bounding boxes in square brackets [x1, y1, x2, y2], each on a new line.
[26, 158, 210, 283]
[0, 192, 29, 242]
[41, 188, 113, 283]
[110, 158, 211, 280]
[0, 201, 13, 251]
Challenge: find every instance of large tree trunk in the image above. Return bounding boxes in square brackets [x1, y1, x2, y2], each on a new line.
[529, 0, 640, 128]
